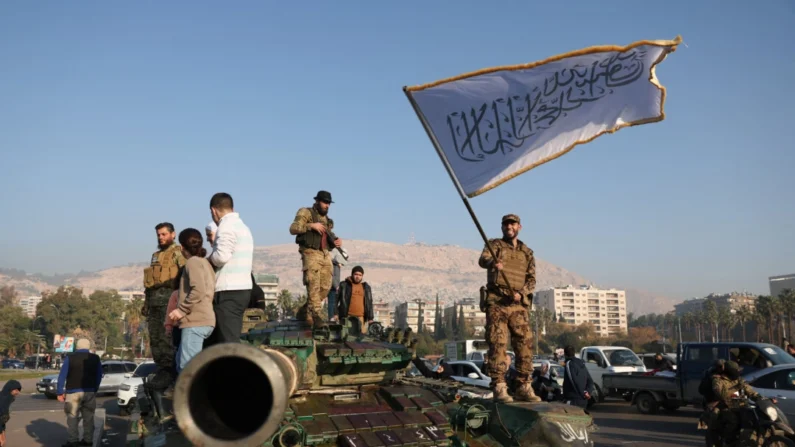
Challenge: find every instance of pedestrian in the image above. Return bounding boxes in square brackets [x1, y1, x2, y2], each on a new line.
[206, 193, 254, 344]
[164, 267, 184, 371]
[289, 190, 342, 327]
[205, 221, 217, 246]
[142, 222, 185, 380]
[336, 265, 374, 332]
[169, 228, 216, 371]
[562, 345, 594, 409]
[478, 214, 540, 403]
[56, 338, 103, 447]
[0, 380, 22, 447]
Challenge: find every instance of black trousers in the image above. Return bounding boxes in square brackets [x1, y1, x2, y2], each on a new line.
[206, 290, 250, 346]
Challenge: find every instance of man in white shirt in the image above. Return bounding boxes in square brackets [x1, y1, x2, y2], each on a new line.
[207, 192, 254, 345]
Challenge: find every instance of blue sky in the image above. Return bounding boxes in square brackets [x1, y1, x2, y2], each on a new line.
[1, 1, 793, 300]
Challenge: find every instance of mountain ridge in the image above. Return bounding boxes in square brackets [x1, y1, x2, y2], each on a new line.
[0, 240, 677, 314]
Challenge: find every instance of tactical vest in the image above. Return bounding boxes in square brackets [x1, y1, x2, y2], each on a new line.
[488, 239, 532, 291]
[143, 244, 181, 290]
[295, 207, 333, 251]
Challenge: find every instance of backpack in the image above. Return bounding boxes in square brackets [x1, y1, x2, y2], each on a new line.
[698, 370, 717, 401]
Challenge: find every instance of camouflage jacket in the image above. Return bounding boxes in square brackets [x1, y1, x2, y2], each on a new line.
[289, 207, 333, 254]
[478, 238, 536, 301]
[711, 375, 759, 408]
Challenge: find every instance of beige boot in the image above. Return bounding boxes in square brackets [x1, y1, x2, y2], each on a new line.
[514, 383, 542, 402]
[493, 383, 514, 403]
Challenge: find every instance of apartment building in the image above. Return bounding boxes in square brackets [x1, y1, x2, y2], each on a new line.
[534, 285, 628, 337]
[372, 300, 393, 326]
[395, 300, 438, 334]
[254, 274, 279, 308]
[17, 296, 42, 318]
[443, 298, 487, 335]
[673, 292, 758, 316]
[770, 273, 795, 299]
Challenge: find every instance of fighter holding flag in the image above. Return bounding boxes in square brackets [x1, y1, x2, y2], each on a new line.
[403, 36, 681, 403]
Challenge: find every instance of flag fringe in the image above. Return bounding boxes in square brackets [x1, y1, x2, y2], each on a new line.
[404, 36, 682, 92]
[465, 41, 679, 198]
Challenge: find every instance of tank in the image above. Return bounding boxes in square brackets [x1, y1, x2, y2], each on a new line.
[126, 318, 597, 446]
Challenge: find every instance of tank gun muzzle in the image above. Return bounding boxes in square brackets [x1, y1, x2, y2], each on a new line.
[173, 343, 299, 446]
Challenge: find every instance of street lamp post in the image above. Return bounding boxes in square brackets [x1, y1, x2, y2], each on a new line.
[32, 316, 45, 370]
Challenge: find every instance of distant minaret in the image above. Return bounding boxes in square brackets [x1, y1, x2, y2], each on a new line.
[407, 232, 415, 245]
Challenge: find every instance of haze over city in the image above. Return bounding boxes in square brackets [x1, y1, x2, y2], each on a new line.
[1, 1, 793, 301]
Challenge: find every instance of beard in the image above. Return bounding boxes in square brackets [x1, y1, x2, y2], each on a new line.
[158, 240, 174, 250]
[315, 206, 328, 216]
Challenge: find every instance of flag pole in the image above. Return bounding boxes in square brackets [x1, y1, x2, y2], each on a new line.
[403, 87, 516, 293]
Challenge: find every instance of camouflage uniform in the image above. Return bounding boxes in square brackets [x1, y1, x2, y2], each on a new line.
[290, 206, 334, 324]
[478, 214, 538, 402]
[709, 361, 760, 444]
[143, 243, 185, 377]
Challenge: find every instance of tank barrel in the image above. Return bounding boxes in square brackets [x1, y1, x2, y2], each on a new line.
[173, 343, 298, 446]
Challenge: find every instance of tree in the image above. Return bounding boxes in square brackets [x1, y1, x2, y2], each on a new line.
[703, 300, 718, 342]
[780, 289, 795, 341]
[0, 285, 17, 306]
[735, 305, 752, 342]
[277, 289, 295, 318]
[0, 303, 32, 357]
[264, 304, 279, 322]
[125, 298, 144, 357]
[456, 306, 468, 340]
[433, 294, 443, 340]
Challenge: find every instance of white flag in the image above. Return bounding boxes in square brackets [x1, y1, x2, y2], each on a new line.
[405, 37, 681, 197]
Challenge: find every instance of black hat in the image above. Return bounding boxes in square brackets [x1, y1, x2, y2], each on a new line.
[314, 190, 333, 203]
[352, 265, 364, 275]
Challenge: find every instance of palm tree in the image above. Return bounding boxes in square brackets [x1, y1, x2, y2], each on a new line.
[703, 300, 719, 342]
[735, 305, 752, 342]
[756, 296, 775, 343]
[779, 289, 795, 341]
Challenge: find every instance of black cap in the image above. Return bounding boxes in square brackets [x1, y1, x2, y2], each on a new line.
[314, 190, 333, 203]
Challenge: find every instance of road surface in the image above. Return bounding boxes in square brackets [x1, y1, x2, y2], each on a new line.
[590, 399, 704, 446]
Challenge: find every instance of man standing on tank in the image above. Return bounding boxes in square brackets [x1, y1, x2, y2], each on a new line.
[143, 222, 185, 378]
[289, 190, 342, 327]
[478, 214, 541, 403]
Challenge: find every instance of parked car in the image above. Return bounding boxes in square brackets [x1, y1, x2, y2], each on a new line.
[580, 346, 646, 404]
[117, 361, 157, 416]
[445, 360, 491, 388]
[37, 373, 60, 399]
[2, 359, 24, 369]
[98, 361, 138, 395]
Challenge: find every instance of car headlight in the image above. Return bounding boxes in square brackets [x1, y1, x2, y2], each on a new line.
[119, 384, 131, 391]
[766, 406, 779, 421]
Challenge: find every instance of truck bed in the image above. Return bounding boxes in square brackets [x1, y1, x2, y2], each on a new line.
[602, 373, 678, 393]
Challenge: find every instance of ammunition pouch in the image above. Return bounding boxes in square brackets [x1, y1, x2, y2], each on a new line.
[143, 262, 179, 290]
[144, 267, 156, 289]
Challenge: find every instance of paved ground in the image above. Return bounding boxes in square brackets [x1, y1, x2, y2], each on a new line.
[590, 399, 704, 446]
[2, 379, 128, 447]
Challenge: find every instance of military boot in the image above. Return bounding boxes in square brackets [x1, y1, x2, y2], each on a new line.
[514, 383, 542, 402]
[150, 388, 174, 424]
[493, 383, 514, 403]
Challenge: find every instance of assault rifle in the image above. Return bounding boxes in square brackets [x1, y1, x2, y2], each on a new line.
[326, 228, 349, 261]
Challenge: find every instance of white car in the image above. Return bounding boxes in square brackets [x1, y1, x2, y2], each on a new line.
[445, 360, 491, 388]
[98, 361, 138, 394]
[117, 361, 158, 415]
[580, 346, 646, 402]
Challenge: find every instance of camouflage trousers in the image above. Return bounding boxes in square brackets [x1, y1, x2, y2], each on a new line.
[485, 302, 533, 387]
[298, 250, 332, 320]
[145, 287, 175, 374]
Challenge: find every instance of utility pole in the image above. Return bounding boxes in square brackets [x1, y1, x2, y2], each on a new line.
[678, 317, 683, 344]
[104, 336, 108, 354]
[534, 311, 539, 355]
[34, 336, 42, 370]
[413, 299, 425, 334]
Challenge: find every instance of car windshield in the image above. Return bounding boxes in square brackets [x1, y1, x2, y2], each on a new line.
[604, 349, 643, 367]
[759, 346, 795, 365]
[133, 363, 158, 378]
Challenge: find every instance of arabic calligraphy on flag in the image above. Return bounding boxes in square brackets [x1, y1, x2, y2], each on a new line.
[406, 37, 681, 197]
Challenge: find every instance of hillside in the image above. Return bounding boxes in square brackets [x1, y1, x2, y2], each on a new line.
[0, 240, 677, 314]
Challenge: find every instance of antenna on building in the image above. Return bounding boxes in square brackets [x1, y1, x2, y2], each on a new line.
[408, 232, 415, 245]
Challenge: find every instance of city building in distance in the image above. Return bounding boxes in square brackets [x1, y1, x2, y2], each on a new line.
[118, 290, 145, 303]
[395, 300, 438, 334]
[17, 295, 42, 318]
[443, 298, 486, 336]
[254, 274, 279, 308]
[770, 273, 795, 299]
[534, 285, 628, 337]
[673, 292, 757, 316]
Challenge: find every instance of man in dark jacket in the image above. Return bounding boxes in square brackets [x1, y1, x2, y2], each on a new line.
[562, 345, 594, 409]
[336, 266, 374, 330]
[56, 338, 104, 447]
[411, 357, 454, 380]
[0, 379, 22, 446]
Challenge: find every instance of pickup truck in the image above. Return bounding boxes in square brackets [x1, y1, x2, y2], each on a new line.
[602, 342, 795, 414]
